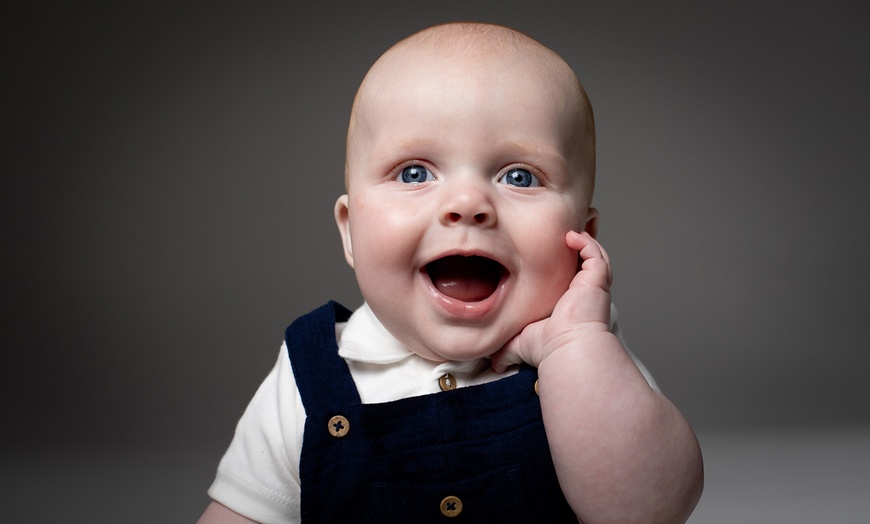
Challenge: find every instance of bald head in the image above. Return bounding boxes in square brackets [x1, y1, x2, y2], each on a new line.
[345, 22, 596, 201]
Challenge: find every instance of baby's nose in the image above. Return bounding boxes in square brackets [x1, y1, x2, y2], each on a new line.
[439, 181, 497, 227]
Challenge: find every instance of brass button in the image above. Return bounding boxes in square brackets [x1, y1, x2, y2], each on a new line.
[328, 415, 349, 438]
[534, 379, 540, 396]
[440, 495, 463, 517]
[438, 373, 457, 391]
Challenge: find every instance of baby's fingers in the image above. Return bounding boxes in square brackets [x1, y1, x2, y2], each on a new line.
[566, 231, 613, 289]
[491, 341, 523, 374]
[492, 321, 544, 372]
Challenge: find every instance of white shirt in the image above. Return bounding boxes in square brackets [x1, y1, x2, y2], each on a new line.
[207, 303, 656, 523]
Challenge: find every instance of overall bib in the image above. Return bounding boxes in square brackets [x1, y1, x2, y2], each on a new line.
[288, 302, 577, 522]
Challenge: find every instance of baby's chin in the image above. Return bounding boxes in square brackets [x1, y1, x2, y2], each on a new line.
[402, 333, 513, 364]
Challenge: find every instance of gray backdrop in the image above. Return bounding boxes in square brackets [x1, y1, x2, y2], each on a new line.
[5, 0, 869, 521]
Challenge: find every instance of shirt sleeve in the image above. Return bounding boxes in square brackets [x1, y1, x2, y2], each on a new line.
[207, 343, 304, 524]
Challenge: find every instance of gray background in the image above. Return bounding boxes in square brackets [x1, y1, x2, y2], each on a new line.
[5, 0, 869, 521]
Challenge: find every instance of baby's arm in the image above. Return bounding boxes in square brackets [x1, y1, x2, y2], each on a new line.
[493, 231, 703, 523]
[197, 501, 259, 524]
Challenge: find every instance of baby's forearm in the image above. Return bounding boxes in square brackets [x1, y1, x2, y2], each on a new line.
[538, 331, 703, 524]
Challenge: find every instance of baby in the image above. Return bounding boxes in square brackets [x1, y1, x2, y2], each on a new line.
[199, 22, 703, 523]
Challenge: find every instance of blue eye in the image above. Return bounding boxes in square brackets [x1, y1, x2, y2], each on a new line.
[499, 168, 540, 188]
[398, 165, 434, 184]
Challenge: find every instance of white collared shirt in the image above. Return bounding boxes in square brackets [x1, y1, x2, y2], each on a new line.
[207, 303, 656, 523]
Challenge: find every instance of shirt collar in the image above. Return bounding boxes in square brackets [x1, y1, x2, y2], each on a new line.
[337, 303, 497, 377]
[337, 303, 417, 364]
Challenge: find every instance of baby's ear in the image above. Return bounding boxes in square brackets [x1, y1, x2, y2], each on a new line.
[334, 195, 354, 268]
[584, 207, 599, 239]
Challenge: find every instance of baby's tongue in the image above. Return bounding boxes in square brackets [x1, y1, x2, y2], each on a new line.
[427, 256, 502, 302]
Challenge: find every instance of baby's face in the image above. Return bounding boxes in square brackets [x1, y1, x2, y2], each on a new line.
[336, 43, 596, 362]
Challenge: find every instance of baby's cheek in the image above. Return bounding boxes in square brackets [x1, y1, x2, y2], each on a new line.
[526, 236, 577, 305]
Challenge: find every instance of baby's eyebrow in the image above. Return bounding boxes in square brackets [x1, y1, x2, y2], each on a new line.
[378, 137, 441, 157]
[498, 141, 569, 171]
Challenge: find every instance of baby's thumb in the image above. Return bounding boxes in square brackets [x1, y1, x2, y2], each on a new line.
[491, 331, 531, 373]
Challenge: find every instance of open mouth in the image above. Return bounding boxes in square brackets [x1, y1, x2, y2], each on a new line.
[424, 255, 508, 303]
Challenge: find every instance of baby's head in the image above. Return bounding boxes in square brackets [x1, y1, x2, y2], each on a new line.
[335, 22, 598, 362]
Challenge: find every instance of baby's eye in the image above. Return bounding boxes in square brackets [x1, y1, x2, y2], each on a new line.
[397, 165, 434, 184]
[498, 168, 540, 188]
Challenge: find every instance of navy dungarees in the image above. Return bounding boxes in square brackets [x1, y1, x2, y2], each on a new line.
[287, 302, 577, 522]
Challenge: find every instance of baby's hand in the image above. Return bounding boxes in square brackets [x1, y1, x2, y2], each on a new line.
[492, 231, 613, 372]
[492, 231, 703, 523]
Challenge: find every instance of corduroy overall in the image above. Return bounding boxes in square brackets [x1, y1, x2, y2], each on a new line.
[288, 302, 577, 522]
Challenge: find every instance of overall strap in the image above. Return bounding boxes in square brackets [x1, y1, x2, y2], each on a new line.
[285, 301, 361, 414]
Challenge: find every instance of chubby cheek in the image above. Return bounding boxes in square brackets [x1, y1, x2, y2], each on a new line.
[348, 194, 418, 288]
[512, 210, 581, 315]
[526, 241, 576, 309]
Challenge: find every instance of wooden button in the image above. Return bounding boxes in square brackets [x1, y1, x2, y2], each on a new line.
[440, 495, 463, 517]
[328, 415, 349, 438]
[438, 373, 457, 391]
[534, 379, 539, 395]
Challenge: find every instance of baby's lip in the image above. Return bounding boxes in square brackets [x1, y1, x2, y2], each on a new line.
[422, 252, 509, 303]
